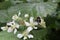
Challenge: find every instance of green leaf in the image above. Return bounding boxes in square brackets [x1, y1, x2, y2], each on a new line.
[0, 2, 57, 22]
[57, 11, 60, 19]
[10, 0, 24, 5]
[0, 29, 47, 40]
[0, 31, 20, 40]
[0, 1, 11, 9]
[48, 0, 60, 2]
[0, 10, 7, 22]
[26, 0, 44, 3]
[30, 29, 47, 40]
[36, 2, 57, 17]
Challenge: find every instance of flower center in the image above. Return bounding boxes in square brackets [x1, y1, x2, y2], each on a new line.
[30, 23, 34, 28]
[23, 31, 28, 37]
[11, 25, 16, 29]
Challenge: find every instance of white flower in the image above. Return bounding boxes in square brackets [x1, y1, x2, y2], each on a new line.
[12, 15, 19, 20]
[7, 21, 19, 34]
[14, 29, 17, 34]
[12, 11, 21, 20]
[7, 27, 13, 32]
[1, 20, 18, 34]
[17, 33, 33, 40]
[24, 14, 29, 18]
[3, 21, 20, 34]
[7, 21, 20, 29]
[25, 17, 38, 29]
[1, 26, 8, 31]
[17, 27, 33, 40]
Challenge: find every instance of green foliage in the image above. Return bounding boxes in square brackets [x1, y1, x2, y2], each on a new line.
[0, 0, 4, 2]
[0, 29, 47, 40]
[0, 31, 19, 40]
[48, 0, 60, 2]
[0, 1, 12, 9]
[0, 2, 57, 22]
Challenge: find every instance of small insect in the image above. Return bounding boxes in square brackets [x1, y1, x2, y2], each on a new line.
[35, 16, 41, 24]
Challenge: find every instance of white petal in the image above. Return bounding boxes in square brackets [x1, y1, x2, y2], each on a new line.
[15, 24, 20, 28]
[1, 27, 5, 30]
[7, 22, 12, 26]
[1, 27, 7, 31]
[14, 29, 17, 34]
[17, 34, 23, 38]
[7, 21, 15, 26]
[30, 17, 34, 23]
[25, 22, 30, 26]
[12, 15, 18, 20]
[34, 27, 38, 29]
[7, 27, 13, 32]
[34, 22, 38, 25]
[24, 14, 29, 18]
[11, 21, 15, 25]
[26, 27, 33, 33]
[23, 37, 27, 40]
[18, 11, 21, 16]
[28, 34, 34, 38]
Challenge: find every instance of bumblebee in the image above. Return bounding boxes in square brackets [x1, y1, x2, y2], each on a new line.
[35, 17, 41, 24]
[35, 16, 46, 28]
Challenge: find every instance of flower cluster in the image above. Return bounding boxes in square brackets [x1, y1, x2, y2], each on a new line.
[1, 11, 46, 40]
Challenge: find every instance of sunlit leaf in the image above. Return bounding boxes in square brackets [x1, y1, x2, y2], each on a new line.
[0, 2, 57, 22]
